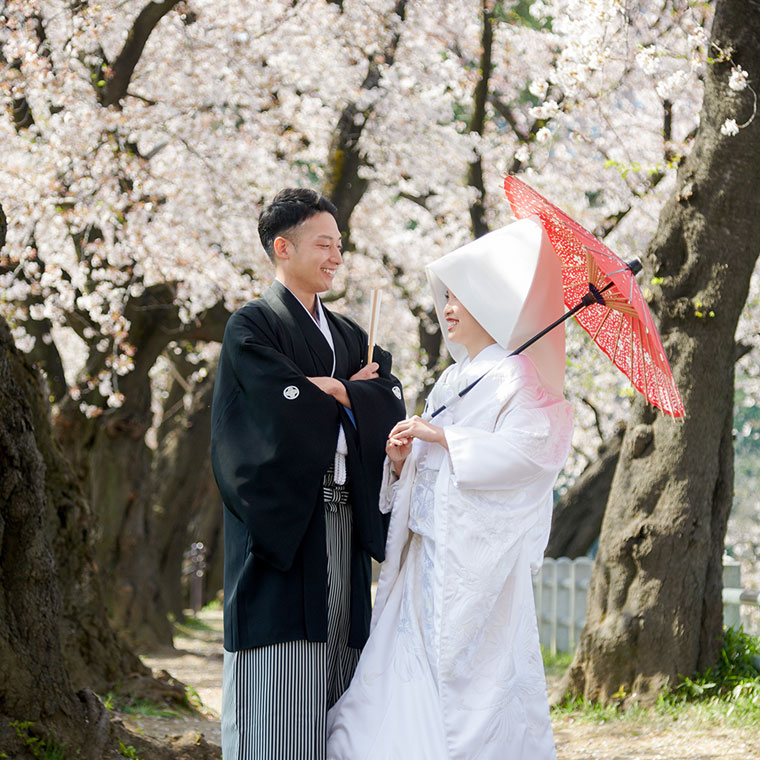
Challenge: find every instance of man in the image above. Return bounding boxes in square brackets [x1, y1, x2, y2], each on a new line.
[211, 188, 405, 760]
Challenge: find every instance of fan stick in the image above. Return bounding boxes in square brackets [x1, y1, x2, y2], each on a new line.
[367, 288, 382, 365]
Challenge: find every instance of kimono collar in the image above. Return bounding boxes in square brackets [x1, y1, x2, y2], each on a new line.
[460, 342, 506, 370]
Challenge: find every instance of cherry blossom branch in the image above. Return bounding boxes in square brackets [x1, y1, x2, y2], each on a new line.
[466, 0, 495, 238]
[325, 0, 408, 236]
[97, 0, 182, 108]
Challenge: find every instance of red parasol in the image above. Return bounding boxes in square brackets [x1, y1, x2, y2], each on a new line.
[503, 175, 684, 419]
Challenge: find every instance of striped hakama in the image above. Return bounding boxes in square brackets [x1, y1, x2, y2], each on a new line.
[222, 468, 360, 760]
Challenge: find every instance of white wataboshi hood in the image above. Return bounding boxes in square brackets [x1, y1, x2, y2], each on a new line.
[425, 216, 566, 396]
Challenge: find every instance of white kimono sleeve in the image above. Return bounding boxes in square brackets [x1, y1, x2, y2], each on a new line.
[377, 456, 401, 514]
[444, 384, 573, 491]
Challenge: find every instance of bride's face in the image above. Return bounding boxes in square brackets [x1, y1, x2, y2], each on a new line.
[443, 290, 496, 356]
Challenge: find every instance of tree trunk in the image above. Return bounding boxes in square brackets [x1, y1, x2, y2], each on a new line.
[325, 0, 408, 236]
[153, 360, 222, 618]
[54, 288, 228, 648]
[0, 316, 112, 758]
[545, 425, 624, 559]
[466, 0, 495, 240]
[557, 0, 760, 704]
[0, 309, 220, 759]
[55, 288, 179, 649]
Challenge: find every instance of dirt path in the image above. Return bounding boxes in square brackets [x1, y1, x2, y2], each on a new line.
[133, 609, 760, 760]
[130, 609, 224, 747]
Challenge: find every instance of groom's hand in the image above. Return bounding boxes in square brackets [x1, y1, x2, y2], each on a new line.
[349, 361, 379, 381]
[306, 376, 350, 407]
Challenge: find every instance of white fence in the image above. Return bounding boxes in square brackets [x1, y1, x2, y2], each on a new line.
[534, 555, 758, 655]
[533, 557, 593, 655]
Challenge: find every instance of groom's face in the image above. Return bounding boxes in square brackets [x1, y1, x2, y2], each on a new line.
[275, 212, 343, 295]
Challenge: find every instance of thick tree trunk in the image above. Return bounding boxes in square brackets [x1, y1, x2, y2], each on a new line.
[1, 318, 111, 759]
[557, 0, 760, 704]
[0, 308, 220, 759]
[55, 288, 179, 648]
[0, 206, 148, 698]
[27, 365, 150, 694]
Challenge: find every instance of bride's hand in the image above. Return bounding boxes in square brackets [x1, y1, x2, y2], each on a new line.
[388, 416, 448, 449]
[386, 434, 411, 477]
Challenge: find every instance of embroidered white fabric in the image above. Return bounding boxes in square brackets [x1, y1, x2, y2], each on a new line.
[327, 346, 573, 760]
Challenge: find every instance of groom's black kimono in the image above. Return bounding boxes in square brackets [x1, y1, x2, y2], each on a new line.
[211, 280, 405, 653]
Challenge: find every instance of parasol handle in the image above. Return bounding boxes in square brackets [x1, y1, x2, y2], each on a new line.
[429, 258, 642, 418]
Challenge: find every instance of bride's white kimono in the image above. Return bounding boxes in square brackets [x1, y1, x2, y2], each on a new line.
[327, 218, 574, 760]
[327, 346, 573, 759]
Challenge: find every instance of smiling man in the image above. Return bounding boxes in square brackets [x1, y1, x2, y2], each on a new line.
[210, 188, 405, 760]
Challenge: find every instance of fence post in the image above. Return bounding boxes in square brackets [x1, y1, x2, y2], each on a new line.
[722, 555, 742, 629]
[535, 558, 557, 654]
[570, 556, 593, 651]
[555, 557, 572, 654]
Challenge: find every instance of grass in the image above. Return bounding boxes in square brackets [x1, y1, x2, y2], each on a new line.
[542, 647, 573, 681]
[173, 614, 215, 635]
[545, 627, 760, 730]
[552, 690, 760, 730]
[109, 697, 188, 719]
[118, 743, 142, 759]
[104, 691, 195, 720]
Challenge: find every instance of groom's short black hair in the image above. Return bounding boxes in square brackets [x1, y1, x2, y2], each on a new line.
[258, 188, 338, 262]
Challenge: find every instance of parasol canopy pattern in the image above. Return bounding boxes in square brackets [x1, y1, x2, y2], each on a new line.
[504, 175, 685, 419]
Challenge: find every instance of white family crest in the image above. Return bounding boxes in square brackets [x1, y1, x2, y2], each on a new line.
[283, 385, 300, 400]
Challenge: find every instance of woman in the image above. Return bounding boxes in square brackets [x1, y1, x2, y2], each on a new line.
[326, 217, 574, 760]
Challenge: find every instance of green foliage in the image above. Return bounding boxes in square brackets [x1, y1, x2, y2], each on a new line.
[674, 627, 760, 702]
[201, 597, 222, 612]
[691, 297, 716, 318]
[549, 630, 760, 728]
[105, 672, 202, 719]
[184, 684, 204, 712]
[541, 647, 573, 681]
[604, 157, 664, 179]
[494, 0, 552, 31]
[174, 614, 215, 634]
[9, 721, 68, 760]
[118, 743, 141, 760]
[551, 695, 641, 722]
[104, 693, 187, 720]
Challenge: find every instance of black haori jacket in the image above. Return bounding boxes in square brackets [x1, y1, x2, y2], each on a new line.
[211, 281, 405, 652]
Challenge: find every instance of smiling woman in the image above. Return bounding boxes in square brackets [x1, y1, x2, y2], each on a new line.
[442, 290, 497, 359]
